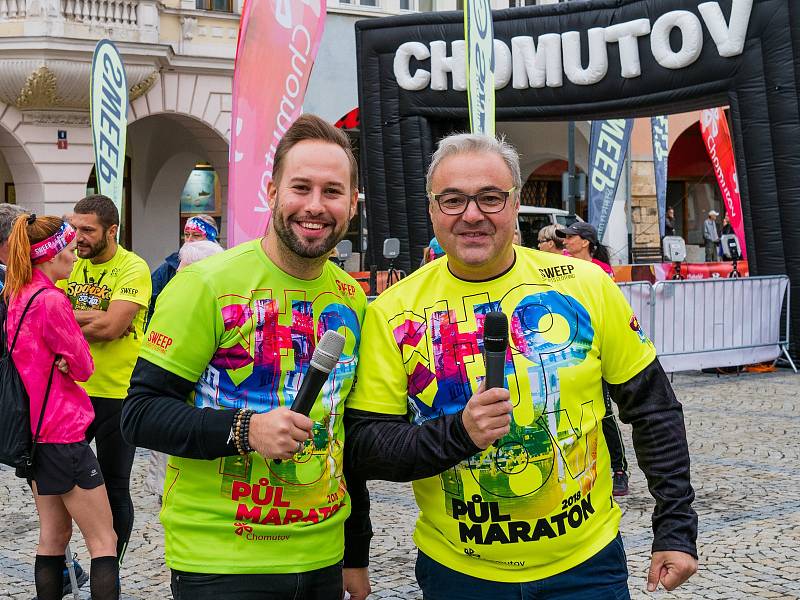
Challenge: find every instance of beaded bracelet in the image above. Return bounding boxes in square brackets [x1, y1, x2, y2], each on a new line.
[241, 409, 254, 454]
[232, 410, 243, 455]
[233, 409, 255, 455]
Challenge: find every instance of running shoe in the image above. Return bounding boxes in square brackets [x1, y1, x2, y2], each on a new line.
[612, 471, 630, 497]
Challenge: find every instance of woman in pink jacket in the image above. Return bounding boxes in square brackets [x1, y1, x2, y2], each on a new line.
[4, 214, 118, 599]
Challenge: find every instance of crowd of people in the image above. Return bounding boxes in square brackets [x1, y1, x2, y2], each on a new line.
[0, 198, 222, 598]
[1, 114, 697, 600]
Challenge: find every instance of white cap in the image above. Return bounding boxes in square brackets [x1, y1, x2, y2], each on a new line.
[708, 210, 719, 216]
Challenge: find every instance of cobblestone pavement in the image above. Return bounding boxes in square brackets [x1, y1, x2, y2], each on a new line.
[2, 370, 799, 599]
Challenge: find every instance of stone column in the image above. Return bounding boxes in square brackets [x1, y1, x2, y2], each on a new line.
[630, 160, 660, 248]
[23, 0, 64, 36]
[137, 0, 160, 44]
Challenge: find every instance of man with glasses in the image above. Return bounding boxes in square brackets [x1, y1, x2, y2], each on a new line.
[346, 133, 697, 598]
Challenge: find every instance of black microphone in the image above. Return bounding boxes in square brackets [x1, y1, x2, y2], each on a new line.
[483, 311, 508, 390]
[484, 311, 509, 450]
[290, 330, 346, 416]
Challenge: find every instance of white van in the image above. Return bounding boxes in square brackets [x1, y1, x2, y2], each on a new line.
[516, 206, 582, 249]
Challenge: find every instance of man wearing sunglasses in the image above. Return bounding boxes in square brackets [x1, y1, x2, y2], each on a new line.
[345, 133, 697, 598]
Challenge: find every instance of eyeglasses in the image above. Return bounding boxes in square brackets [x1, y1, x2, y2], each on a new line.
[429, 187, 516, 216]
[538, 238, 553, 244]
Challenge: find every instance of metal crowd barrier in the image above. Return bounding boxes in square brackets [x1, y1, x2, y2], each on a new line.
[618, 281, 654, 340]
[369, 276, 797, 373]
[621, 276, 795, 373]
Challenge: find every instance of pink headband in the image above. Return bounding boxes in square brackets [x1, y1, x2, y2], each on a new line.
[184, 217, 218, 242]
[30, 221, 75, 264]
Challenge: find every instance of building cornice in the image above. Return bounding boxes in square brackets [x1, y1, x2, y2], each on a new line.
[0, 36, 233, 124]
[0, 36, 234, 72]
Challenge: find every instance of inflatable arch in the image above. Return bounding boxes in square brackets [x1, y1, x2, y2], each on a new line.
[356, 0, 800, 352]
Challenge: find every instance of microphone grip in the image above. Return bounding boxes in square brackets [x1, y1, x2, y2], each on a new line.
[484, 350, 506, 390]
[485, 349, 507, 449]
[290, 367, 329, 416]
[275, 367, 329, 464]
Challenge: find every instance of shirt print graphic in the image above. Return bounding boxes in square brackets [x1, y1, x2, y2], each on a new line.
[67, 267, 112, 311]
[194, 288, 361, 512]
[393, 284, 599, 542]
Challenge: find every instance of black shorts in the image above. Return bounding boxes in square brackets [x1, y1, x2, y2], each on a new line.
[33, 441, 105, 496]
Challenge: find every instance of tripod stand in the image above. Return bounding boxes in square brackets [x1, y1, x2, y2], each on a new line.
[385, 259, 406, 287]
[728, 256, 741, 278]
[671, 261, 685, 280]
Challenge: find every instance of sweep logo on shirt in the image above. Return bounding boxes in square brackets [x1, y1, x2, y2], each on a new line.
[145, 330, 173, 353]
[537, 264, 576, 282]
[349, 247, 655, 583]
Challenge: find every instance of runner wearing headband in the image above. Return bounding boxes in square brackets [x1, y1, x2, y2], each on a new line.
[4, 214, 119, 599]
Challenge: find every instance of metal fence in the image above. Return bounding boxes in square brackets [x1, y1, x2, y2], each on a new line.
[371, 276, 796, 373]
[621, 276, 795, 373]
[618, 281, 654, 340]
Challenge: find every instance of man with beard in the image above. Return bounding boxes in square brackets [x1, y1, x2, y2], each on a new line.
[121, 114, 371, 599]
[60, 195, 151, 564]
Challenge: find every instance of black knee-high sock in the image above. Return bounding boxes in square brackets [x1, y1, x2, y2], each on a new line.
[90, 556, 120, 600]
[107, 492, 134, 561]
[35, 554, 65, 600]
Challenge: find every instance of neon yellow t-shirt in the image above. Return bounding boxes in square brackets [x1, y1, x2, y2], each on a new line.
[348, 247, 655, 582]
[140, 239, 367, 574]
[61, 246, 151, 399]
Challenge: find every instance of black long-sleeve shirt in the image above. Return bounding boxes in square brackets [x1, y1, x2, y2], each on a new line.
[345, 358, 697, 559]
[122, 357, 373, 568]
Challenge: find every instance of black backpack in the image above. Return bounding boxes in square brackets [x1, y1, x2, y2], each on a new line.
[0, 288, 56, 479]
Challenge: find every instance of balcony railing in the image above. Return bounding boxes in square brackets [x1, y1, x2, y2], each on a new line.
[0, 0, 26, 19]
[61, 0, 139, 26]
[0, 0, 159, 43]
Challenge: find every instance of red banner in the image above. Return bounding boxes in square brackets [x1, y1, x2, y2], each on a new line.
[700, 108, 747, 259]
[613, 261, 749, 283]
[227, 0, 326, 247]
